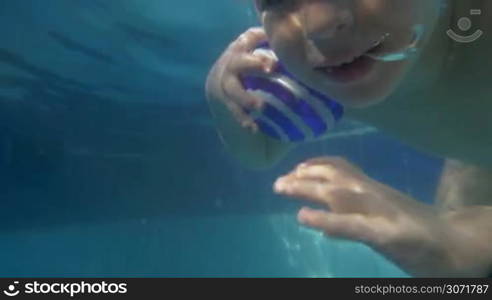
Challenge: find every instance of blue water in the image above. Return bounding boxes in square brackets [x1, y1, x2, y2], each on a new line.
[0, 0, 444, 277]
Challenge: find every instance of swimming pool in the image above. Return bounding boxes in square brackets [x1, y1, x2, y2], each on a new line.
[0, 0, 445, 277]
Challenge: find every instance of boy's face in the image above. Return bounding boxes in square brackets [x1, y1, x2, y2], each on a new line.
[254, 0, 442, 108]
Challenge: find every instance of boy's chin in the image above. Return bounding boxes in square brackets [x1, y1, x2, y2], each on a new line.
[327, 86, 395, 109]
[311, 71, 402, 109]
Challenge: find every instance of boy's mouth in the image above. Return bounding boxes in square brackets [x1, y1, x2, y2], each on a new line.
[314, 37, 385, 84]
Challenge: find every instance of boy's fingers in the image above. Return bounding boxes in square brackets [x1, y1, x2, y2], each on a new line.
[225, 101, 259, 132]
[274, 177, 331, 206]
[301, 157, 336, 166]
[294, 164, 337, 181]
[230, 27, 267, 53]
[300, 156, 365, 174]
[298, 208, 377, 244]
[223, 76, 264, 110]
[274, 178, 369, 214]
[228, 53, 276, 75]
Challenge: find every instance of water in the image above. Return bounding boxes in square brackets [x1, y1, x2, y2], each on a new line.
[0, 0, 445, 277]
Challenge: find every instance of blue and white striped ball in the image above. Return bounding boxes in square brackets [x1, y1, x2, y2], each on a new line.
[241, 46, 344, 143]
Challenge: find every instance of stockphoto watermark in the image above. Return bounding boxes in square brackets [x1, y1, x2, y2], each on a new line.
[2, 280, 127, 297]
[447, 9, 484, 43]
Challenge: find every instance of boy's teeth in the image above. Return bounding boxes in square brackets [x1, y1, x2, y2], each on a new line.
[319, 34, 389, 69]
[372, 37, 384, 47]
[335, 56, 358, 67]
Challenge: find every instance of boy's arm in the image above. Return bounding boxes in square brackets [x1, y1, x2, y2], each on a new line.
[436, 159, 492, 276]
[207, 96, 293, 170]
[272, 155, 492, 277]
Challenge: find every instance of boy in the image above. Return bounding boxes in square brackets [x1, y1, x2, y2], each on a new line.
[205, 0, 492, 277]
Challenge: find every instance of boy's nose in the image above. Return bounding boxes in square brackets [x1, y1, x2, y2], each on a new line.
[300, 1, 353, 41]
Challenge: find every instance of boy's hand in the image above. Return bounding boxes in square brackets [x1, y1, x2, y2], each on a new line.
[205, 27, 277, 133]
[273, 156, 491, 277]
